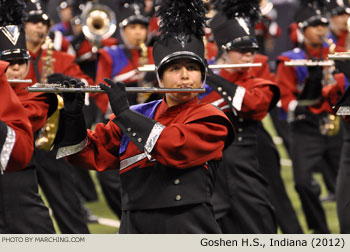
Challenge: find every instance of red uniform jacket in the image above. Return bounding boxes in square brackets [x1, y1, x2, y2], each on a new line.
[63, 97, 234, 210]
[276, 44, 347, 114]
[66, 97, 232, 172]
[0, 61, 33, 172]
[201, 69, 279, 121]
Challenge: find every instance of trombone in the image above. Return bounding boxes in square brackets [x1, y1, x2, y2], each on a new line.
[26, 84, 206, 93]
[138, 63, 263, 72]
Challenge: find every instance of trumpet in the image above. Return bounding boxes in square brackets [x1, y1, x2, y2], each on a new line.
[138, 63, 263, 72]
[81, 2, 117, 51]
[27, 84, 206, 93]
[284, 60, 334, 67]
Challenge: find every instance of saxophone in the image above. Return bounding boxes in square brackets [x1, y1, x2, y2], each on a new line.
[319, 38, 341, 136]
[35, 36, 64, 151]
[137, 41, 152, 103]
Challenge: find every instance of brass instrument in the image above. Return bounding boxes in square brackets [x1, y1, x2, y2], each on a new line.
[27, 84, 206, 94]
[35, 36, 63, 151]
[137, 41, 152, 103]
[81, 2, 117, 52]
[138, 63, 263, 72]
[320, 38, 341, 136]
[346, 17, 350, 51]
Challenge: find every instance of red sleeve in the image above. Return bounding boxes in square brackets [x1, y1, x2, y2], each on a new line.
[17, 93, 50, 132]
[321, 73, 346, 111]
[153, 121, 229, 168]
[239, 79, 278, 121]
[152, 104, 231, 169]
[275, 57, 298, 112]
[0, 61, 34, 171]
[67, 120, 121, 171]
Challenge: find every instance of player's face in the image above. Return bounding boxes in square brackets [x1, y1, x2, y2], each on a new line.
[123, 23, 148, 47]
[160, 59, 203, 107]
[303, 25, 327, 46]
[5, 59, 28, 80]
[25, 21, 48, 44]
[226, 49, 255, 73]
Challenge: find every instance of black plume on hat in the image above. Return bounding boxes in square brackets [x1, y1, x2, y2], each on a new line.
[209, 0, 260, 51]
[212, 0, 260, 25]
[118, 0, 148, 28]
[153, 0, 207, 80]
[0, 0, 30, 61]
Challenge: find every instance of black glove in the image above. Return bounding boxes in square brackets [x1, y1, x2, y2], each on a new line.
[62, 79, 85, 114]
[299, 66, 323, 100]
[335, 60, 350, 80]
[99, 78, 130, 116]
[47, 73, 74, 84]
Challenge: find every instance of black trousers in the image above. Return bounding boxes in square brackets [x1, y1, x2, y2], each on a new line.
[290, 119, 343, 233]
[96, 170, 122, 219]
[35, 149, 90, 234]
[257, 124, 303, 233]
[0, 167, 55, 234]
[336, 120, 350, 233]
[213, 141, 277, 234]
[119, 203, 221, 234]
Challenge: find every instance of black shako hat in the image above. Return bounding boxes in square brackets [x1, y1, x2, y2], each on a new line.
[0, 0, 30, 61]
[209, 0, 261, 51]
[25, 0, 50, 27]
[118, 0, 149, 28]
[153, 0, 207, 81]
[326, 0, 350, 16]
[294, 0, 329, 30]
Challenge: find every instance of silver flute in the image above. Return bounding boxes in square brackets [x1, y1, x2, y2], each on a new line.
[328, 52, 350, 60]
[138, 63, 262, 72]
[8, 79, 33, 84]
[284, 60, 334, 67]
[27, 84, 206, 93]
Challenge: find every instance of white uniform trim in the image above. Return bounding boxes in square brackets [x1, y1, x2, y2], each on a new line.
[56, 137, 89, 159]
[0, 126, 16, 174]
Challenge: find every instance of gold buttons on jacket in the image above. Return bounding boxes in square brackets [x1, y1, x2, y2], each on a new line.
[174, 179, 180, 185]
[127, 128, 131, 132]
[238, 128, 243, 132]
[137, 138, 142, 143]
[237, 136, 243, 142]
[175, 195, 182, 201]
[132, 132, 136, 137]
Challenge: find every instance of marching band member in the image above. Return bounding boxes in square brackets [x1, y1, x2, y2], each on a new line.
[53, 0, 234, 234]
[275, 0, 348, 233]
[200, 0, 280, 233]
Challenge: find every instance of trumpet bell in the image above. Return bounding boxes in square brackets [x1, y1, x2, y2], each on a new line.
[81, 3, 117, 42]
